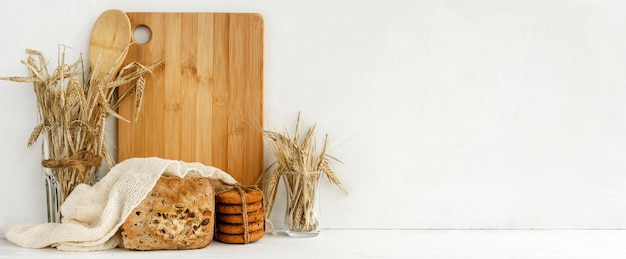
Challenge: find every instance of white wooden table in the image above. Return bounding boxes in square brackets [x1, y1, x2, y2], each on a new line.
[3, 229, 626, 258]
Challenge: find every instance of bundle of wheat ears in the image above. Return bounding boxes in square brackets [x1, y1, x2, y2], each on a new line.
[1, 46, 161, 199]
[263, 113, 348, 232]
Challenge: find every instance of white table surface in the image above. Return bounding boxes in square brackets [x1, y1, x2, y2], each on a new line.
[3, 229, 626, 258]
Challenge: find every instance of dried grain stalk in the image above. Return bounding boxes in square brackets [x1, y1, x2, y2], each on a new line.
[2, 46, 162, 197]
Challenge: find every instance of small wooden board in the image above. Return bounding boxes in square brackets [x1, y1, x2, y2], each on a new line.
[118, 13, 264, 185]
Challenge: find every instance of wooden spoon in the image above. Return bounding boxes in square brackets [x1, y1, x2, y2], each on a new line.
[89, 9, 131, 83]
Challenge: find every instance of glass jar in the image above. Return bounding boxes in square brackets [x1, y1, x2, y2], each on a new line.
[42, 134, 98, 223]
[282, 171, 322, 237]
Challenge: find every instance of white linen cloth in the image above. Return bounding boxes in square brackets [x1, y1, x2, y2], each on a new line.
[3, 157, 237, 251]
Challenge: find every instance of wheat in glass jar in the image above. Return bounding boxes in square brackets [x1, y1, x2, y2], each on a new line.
[2, 48, 161, 222]
[263, 113, 349, 237]
[282, 171, 322, 237]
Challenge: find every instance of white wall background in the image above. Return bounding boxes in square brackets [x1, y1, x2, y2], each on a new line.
[2, 0, 626, 230]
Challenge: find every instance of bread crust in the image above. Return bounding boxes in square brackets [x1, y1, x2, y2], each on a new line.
[120, 176, 215, 250]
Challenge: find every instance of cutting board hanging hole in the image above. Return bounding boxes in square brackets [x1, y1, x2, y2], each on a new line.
[133, 25, 152, 45]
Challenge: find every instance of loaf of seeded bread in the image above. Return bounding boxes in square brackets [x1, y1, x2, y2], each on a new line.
[120, 176, 215, 250]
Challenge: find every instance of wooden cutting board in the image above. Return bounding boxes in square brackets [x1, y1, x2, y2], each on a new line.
[118, 13, 264, 186]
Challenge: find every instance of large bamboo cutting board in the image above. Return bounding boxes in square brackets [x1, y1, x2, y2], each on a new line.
[118, 13, 264, 185]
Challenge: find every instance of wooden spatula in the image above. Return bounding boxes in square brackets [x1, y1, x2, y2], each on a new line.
[89, 9, 131, 83]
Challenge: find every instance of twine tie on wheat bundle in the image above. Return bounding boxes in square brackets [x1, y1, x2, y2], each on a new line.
[41, 151, 102, 174]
